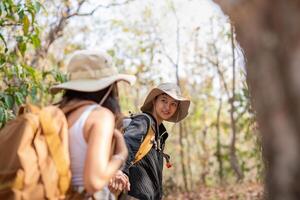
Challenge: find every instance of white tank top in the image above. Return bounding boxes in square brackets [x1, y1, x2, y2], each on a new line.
[69, 104, 99, 186]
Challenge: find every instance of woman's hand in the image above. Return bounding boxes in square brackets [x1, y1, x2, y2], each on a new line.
[108, 170, 130, 194]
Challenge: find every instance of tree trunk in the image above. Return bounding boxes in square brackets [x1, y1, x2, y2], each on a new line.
[183, 121, 194, 190]
[216, 98, 224, 182]
[167, 3, 189, 192]
[178, 123, 188, 191]
[200, 125, 209, 186]
[229, 23, 244, 181]
[215, 0, 300, 199]
[190, 119, 204, 184]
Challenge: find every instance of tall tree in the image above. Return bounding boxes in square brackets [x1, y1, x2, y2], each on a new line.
[166, 0, 188, 191]
[216, 97, 224, 182]
[228, 23, 244, 181]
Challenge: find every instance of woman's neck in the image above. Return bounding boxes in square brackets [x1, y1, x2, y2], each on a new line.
[151, 111, 162, 125]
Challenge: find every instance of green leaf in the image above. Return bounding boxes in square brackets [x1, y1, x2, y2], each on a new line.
[3, 94, 14, 109]
[24, 64, 36, 75]
[31, 34, 40, 48]
[14, 92, 25, 105]
[34, 26, 40, 35]
[0, 107, 4, 123]
[18, 41, 27, 56]
[0, 3, 2, 17]
[23, 15, 30, 34]
[19, 84, 28, 96]
[107, 49, 115, 57]
[30, 85, 38, 101]
[34, 1, 42, 12]
[26, 5, 35, 25]
[16, 36, 23, 42]
[0, 33, 8, 52]
[0, 107, 6, 128]
[7, 0, 15, 8]
[17, 5, 24, 21]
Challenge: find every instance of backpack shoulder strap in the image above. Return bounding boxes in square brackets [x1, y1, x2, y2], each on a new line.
[39, 106, 70, 195]
[131, 113, 155, 165]
[18, 103, 40, 115]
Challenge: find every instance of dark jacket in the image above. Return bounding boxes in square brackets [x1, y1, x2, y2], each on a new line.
[122, 113, 169, 200]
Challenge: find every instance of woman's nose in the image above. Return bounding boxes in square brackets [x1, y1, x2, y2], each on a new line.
[164, 103, 171, 110]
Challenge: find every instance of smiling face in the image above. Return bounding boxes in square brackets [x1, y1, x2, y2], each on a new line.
[152, 93, 179, 124]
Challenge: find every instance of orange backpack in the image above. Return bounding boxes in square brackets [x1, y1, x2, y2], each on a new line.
[0, 104, 71, 200]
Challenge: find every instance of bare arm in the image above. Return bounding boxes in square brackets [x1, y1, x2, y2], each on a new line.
[83, 107, 128, 194]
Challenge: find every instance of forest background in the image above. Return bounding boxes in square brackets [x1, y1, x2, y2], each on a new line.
[0, 0, 263, 199]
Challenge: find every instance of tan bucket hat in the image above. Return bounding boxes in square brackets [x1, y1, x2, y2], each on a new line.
[50, 50, 136, 94]
[140, 83, 190, 122]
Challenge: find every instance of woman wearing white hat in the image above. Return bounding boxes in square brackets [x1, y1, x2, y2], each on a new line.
[50, 50, 135, 199]
[110, 83, 190, 200]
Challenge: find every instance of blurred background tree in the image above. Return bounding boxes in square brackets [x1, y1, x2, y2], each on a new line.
[216, 0, 300, 200]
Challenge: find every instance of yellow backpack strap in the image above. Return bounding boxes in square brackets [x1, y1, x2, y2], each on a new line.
[132, 114, 156, 165]
[18, 103, 40, 115]
[132, 127, 155, 164]
[39, 108, 70, 195]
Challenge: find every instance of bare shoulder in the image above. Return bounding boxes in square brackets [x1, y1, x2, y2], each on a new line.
[87, 106, 115, 124]
[83, 106, 115, 141]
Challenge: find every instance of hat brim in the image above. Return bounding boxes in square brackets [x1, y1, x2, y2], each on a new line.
[140, 88, 190, 122]
[50, 74, 136, 94]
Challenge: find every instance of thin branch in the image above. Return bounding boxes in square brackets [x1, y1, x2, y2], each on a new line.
[68, 0, 137, 18]
[170, 0, 181, 86]
[155, 36, 176, 65]
[1, 23, 22, 27]
[211, 43, 230, 96]
[193, 25, 229, 95]
[236, 102, 250, 120]
[153, 0, 181, 84]
[32, 0, 138, 68]
[197, 50, 230, 96]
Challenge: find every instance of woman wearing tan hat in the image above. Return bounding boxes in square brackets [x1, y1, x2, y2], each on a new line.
[50, 50, 135, 199]
[110, 83, 190, 200]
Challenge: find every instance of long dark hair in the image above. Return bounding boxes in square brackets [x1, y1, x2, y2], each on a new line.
[60, 83, 121, 115]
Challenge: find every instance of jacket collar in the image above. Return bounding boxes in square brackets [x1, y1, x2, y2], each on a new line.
[144, 112, 169, 142]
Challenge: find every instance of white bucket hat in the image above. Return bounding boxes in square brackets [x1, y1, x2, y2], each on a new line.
[50, 50, 136, 94]
[140, 83, 190, 122]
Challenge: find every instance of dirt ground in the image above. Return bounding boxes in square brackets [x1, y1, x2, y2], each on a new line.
[164, 182, 263, 200]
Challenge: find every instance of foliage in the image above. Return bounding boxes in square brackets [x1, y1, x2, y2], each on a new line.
[0, 0, 66, 128]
